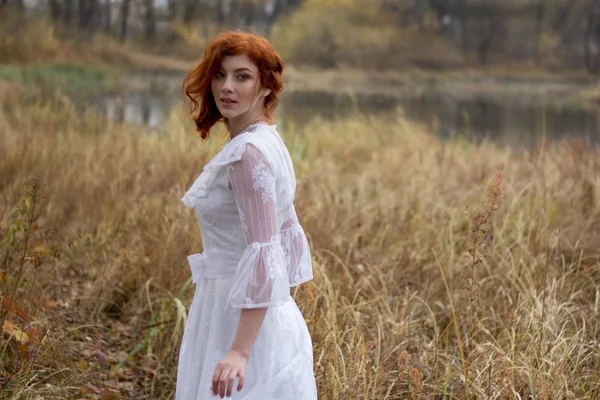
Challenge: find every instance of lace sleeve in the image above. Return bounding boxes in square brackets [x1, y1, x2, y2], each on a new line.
[281, 205, 313, 286]
[225, 144, 290, 309]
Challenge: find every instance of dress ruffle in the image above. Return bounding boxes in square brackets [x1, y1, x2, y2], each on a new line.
[182, 130, 257, 209]
[226, 235, 292, 309]
[281, 222, 313, 286]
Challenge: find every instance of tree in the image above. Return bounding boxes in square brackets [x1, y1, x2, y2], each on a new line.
[181, 0, 195, 25]
[534, 0, 546, 65]
[144, 0, 156, 41]
[584, 0, 600, 73]
[166, 0, 177, 21]
[476, 6, 497, 65]
[119, 0, 131, 42]
[104, 0, 111, 33]
[63, 0, 74, 25]
[78, 0, 99, 30]
[49, 0, 61, 21]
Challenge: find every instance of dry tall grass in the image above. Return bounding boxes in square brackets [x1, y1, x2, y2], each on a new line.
[1, 85, 599, 399]
[0, 15, 193, 73]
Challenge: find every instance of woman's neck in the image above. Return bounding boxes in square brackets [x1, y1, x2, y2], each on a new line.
[227, 115, 268, 139]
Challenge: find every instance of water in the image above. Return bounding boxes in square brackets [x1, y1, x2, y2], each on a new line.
[81, 93, 181, 128]
[78, 85, 600, 149]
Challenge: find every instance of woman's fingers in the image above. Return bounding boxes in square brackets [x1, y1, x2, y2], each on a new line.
[237, 370, 245, 392]
[225, 370, 237, 398]
[212, 365, 226, 396]
[211, 361, 245, 397]
[211, 366, 220, 395]
[219, 367, 229, 398]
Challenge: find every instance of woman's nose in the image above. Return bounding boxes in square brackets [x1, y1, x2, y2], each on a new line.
[222, 76, 234, 93]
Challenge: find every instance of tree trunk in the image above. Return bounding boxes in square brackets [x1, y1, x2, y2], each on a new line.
[554, 0, 576, 32]
[119, 0, 130, 42]
[78, 0, 87, 28]
[265, 0, 283, 36]
[77, 0, 98, 31]
[88, 0, 98, 30]
[80, 0, 98, 31]
[235, 0, 255, 29]
[49, 0, 61, 22]
[182, 0, 197, 25]
[104, 0, 111, 34]
[534, 0, 546, 66]
[167, 0, 177, 21]
[64, 0, 73, 25]
[478, 15, 496, 66]
[584, 0, 600, 73]
[215, 0, 223, 24]
[144, 0, 156, 41]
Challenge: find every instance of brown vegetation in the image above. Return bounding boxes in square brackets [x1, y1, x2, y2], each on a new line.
[0, 13, 192, 72]
[1, 83, 599, 398]
[5, 0, 600, 73]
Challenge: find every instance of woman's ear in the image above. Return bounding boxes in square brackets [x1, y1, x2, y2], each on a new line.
[263, 89, 271, 97]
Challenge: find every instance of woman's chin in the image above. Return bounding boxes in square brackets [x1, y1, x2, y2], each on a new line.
[219, 109, 238, 119]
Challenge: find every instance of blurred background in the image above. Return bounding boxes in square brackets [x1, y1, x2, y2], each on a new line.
[3, 2, 600, 399]
[2, 0, 600, 149]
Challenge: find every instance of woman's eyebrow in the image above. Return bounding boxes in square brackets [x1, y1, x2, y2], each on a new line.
[218, 67, 253, 73]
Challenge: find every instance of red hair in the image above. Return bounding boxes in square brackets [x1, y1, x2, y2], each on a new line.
[183, 31, 284, 139]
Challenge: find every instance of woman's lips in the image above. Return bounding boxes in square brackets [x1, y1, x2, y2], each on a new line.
[220, 99, 237, 109]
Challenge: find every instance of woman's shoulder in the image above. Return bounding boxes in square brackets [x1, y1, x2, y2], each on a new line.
[234, 125, 287, 160]
[202, 124, 289, 177]
[244, 124, 281, 146]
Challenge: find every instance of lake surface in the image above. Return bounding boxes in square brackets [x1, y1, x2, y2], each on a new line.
[77, 83, 600, 150]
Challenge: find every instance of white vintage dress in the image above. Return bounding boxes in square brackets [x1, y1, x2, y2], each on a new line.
[176, 123, 318, 400]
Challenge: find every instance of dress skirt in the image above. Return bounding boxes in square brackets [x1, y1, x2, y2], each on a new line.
[176, 275, 318, 400]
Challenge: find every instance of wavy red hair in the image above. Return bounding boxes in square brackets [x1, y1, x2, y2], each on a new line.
[183, 31, 284, 139]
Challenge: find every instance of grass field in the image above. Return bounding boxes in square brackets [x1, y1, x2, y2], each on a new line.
[0, 62, 119, 95]
[1, 81, 599, 399]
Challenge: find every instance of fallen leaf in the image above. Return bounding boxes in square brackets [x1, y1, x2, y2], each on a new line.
[101, 388, 121, 400]
[95, 350, 108, 365]
[1, 297, 29, 321]
[81, 383, 102, 395]
[2, 320, 30, 344]
[24, 325, 38, 341]
[78, 359, 88, 372]
[19, 343, 30, 358]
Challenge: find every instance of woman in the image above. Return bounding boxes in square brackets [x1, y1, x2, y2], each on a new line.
[176, 31, 318, 399]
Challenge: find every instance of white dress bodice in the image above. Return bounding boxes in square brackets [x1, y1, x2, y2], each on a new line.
[181, 123, 313, 308]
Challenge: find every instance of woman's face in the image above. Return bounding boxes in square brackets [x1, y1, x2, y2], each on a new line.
[211, 54, 269, 121]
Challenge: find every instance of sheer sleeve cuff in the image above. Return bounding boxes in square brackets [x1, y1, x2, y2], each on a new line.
[281, 222, 313, 286]
[226, 235, 291, 309]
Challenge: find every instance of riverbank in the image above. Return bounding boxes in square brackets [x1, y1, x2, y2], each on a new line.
[2, 37, 599, 107]
[285, 66, 600, 106]
[100, 64, 600, 112]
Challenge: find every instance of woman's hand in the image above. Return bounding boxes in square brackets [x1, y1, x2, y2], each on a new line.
[212, 308, 266, 397]
[211, 350, 248, 398]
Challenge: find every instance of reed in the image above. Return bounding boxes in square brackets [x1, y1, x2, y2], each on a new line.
[1, 87, 599, 399]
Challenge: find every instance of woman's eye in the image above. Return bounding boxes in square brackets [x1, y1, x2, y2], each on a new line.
[237, 74, 250, 80]
[216, 72, 225, 78]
